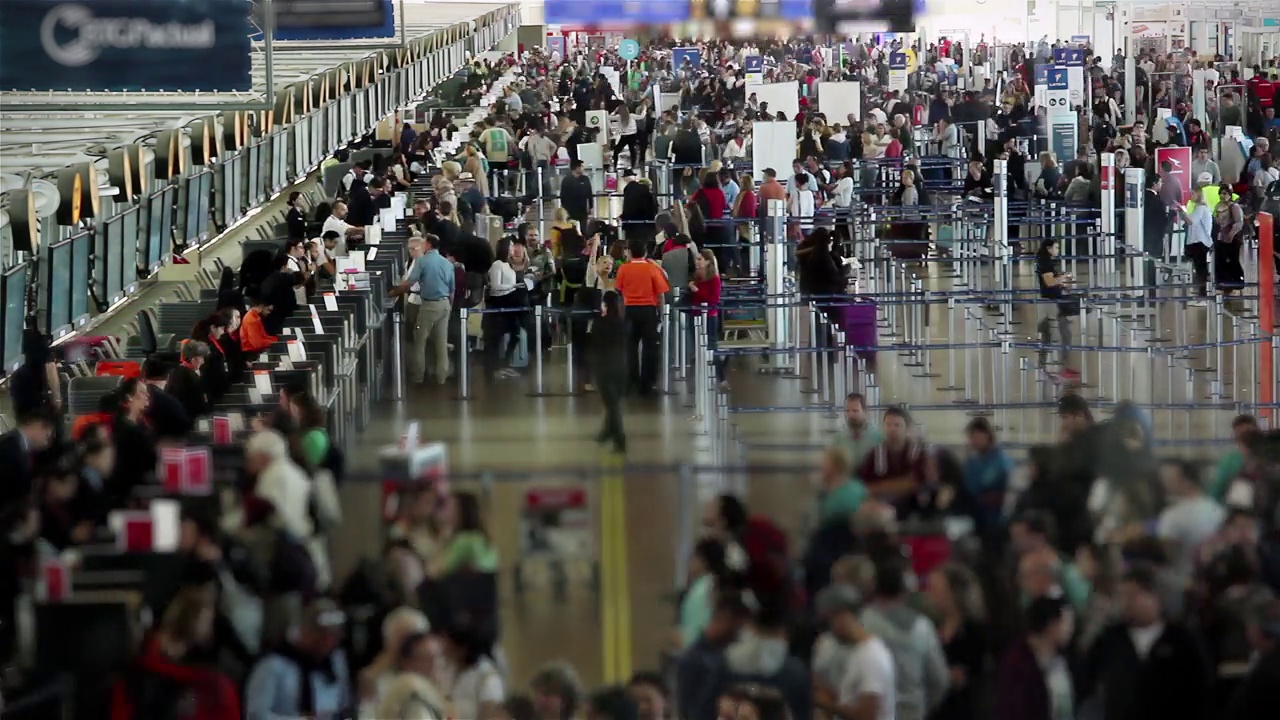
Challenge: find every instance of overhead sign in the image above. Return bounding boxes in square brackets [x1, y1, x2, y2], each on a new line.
[1053, 47, 1085, 66]
[266, 0, 394, 40]
[888, 51, 908, 93]
[0, 0, 252, 92]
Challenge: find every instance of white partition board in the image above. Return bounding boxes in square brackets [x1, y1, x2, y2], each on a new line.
[752, 121, 798, 184]
[747, 81, 800, 121]
[820, 82, 861, 125]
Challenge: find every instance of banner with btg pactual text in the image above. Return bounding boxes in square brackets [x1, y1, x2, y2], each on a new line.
[0, 0, 252, 92]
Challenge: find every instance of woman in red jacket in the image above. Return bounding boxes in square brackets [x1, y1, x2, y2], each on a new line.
[111, 587, 241, 720]
[689, 172, 728, 266]
[688, 249, 726, 388]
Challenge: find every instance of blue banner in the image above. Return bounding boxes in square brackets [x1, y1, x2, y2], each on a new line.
[0, 0, 251, 92]
[1052, 47, 1085, 66]
[672, 47, 701, 70]
[267, 0, 394, 41]
[744, 55, 763, 74]
[1047, 67, 1069, 90]
[889, 52, 908, 70]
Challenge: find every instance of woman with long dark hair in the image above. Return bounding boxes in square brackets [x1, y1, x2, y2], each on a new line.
[592, 291, 628, 454]
[190, 312, 231, 403]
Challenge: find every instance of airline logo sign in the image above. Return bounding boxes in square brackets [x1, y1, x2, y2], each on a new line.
[1046, 67, 1069, 90]
[1, 0, 251, 91]
[1156, 146, 1192, 204]
[1052, 47, 1085, 66]
[889, 52, 909, 70]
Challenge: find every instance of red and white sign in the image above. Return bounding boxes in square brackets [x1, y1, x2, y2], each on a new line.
[40, 560, 71, 601]
[212, 416, 233, 445]
[524, 487, 587, 510]
[160, 446, 213, 495]
[1156, 146, 1192, 206]
[112, 510, 154, 552]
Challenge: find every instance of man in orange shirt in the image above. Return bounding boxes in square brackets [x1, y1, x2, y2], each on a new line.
[614, 238, 670, 396]
[239, 297, 277, 355]
[759, 167, 787, 204]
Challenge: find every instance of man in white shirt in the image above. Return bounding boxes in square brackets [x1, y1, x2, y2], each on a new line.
[321, 201, 360, 256]
[814, 585, 897, 720]
[1156, 459, 1226, 577]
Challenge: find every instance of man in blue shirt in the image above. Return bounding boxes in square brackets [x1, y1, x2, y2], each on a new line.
[391, 234, 455, 385]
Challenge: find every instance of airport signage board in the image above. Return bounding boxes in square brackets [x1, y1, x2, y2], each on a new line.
[0, 0, 252, 92]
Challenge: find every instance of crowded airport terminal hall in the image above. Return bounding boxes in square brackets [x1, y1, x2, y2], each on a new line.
[3, 0, 1280, 717]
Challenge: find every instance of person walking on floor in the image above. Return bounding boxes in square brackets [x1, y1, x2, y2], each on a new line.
[592, 291, 628, 453]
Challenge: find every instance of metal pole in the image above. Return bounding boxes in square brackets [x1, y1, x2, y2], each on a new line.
[458, 307, 470, 400]
[391, 309, 404, 400]
[533, 305, 545, 395]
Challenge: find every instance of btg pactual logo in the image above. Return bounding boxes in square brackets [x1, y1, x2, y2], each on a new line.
[40, 3, 217, 68]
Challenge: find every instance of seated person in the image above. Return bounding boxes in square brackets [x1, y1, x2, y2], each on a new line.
[239, 297, 277, 355]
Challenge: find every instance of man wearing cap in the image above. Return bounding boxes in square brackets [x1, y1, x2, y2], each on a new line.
[457, 171, 487, 218]
[812, 584, 897, 720]
[244, 598, 353, 719]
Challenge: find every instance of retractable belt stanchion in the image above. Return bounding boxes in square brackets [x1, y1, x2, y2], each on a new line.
[662, 303, 673, 395]
[1100, 153, 1118, 285]
[763, 199, 792, 374]
[1123, 167, 1147, 297]
[529, 306, 546, 396]
[693, 314, 708, 424]
[992, 159, 1013, 335]
[391, 308, 405, 400]
[458, 307, 471, 400]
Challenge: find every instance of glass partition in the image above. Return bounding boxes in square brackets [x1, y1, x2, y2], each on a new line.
[182, 170, 213, 247]
[272, 129, 289, 194]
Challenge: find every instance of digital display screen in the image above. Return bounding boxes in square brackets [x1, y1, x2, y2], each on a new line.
[2, 262, 29, 370]
[120, 206, 139, 292]
[70, 230, 91, 322]
[221, 152, 240, 227]
[544, 0, 918, 29]
[196, 171, 213, 240]
[270, 0, 390, 29]
[104, 214, 124, 302]
[45, 238, 73, 333]
[182, 173, 205, 246]
[146, 187, 171, 271]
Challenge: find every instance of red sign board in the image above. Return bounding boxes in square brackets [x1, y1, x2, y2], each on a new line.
[525, 487, 587, 510]
[1155, 146, 1192, 206]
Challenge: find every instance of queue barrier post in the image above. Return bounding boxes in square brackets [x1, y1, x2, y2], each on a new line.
[391, 309, 405, 401]
[532, 306, 545, 395]
[458, 307, 471, 400]
[661, 303, 673, 396]
[692, 313, 708, 425]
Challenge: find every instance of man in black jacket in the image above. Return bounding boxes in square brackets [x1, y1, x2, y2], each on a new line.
[0, 407, 57, 512]
[671, 119, 704, 200]
[559, 159, 593, 225]
[1228, 596, 1280, 719]
[1080, 563, 1211, 720]
[141, 358, 192, 441]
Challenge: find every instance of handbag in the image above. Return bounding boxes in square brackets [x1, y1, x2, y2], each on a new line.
[1057, 294, 1082, 317]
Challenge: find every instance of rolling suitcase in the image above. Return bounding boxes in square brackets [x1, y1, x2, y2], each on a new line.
[839, 300, 878, 362]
